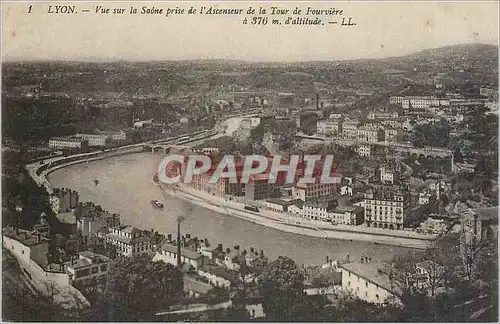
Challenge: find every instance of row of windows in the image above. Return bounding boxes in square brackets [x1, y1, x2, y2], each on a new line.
[366, 200, 404, 206]
[75, 264, 108, 278]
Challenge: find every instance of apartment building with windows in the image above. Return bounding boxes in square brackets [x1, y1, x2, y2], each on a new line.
[330, 206, 365, 226]
[341, 121, 359, 140]
[49, 136, 89, 150]
[65, 251, 110, 284]
[379, 166, 398, 185]
[357, 126, 384, 143]
[339, 261, 403, 305]
[153, 243, 204, 270]
[317, 118, 342, 136]
[245, 173, 281, 201]
[50, 188, 80, 214]
[355, 144, 372, 157]
[363, 188, 410, 230]
[75, 133, 107, 147]
[102, 225, 153, 257]
[292, 179, 339, 202]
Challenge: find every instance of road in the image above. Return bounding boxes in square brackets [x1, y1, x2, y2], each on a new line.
[156, 301, 232, 316]
[162, 184, 436, 249]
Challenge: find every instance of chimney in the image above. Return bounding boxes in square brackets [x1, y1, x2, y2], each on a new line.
[316, 93, 319, 110]
[326, 255, 329, 264]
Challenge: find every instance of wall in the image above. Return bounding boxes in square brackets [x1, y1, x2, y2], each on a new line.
[340, 268, 401, 306]
[3, 235, 89, 309]
[197, 269, 231, 289]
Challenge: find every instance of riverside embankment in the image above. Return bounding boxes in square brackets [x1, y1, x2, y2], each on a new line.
[158, 184, 435, 249]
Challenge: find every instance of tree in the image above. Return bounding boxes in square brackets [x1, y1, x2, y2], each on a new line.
[258, 256, 309, 321]
[103, 254, 184, 321]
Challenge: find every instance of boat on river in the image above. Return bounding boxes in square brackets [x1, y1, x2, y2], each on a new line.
[151, 200, 164, 209]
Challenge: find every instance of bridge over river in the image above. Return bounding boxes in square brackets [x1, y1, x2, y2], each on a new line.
[296, 133, 454, 159]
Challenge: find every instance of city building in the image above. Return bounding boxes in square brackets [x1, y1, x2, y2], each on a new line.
[75, 133, 107, 147]
[341, 120, 359, 140]
[198, 264, 239, 289]
[98, 130, 127, 141]
[33, 212, 50, 237]
[418, 216, 448, 235]
[3, 227, 50, 267]
[383, 128, 401, 143]
[379, 166, 399, 185]
[265, 198, 295, 212]
[330, 206, 365, 226]
[317, 118, 342, 136]
[296, 112, 319, 132]
[154, 244, 204, 270]
[367, 112, 398, 120]
[245, 173, 280, 201]
[418, 192, 433, 205]
[357, 126, 384, 143]
[48, 136, 89, 150]
[461, 207, 498, 247]
[364, 187, 419, 230]
[339, 261, 403, 305]
[77, 212, 121, 238]
[102, 225, 153, 257]
[65, 251, 111, 284]
[399, 96, 447, 110]
[355, 144, 371, 157]
[292, 178, 339, 202]
[183, 276, 212, 298]
[302, 197, 339, 222]
[50, 188, 79, 214]
[389, 96, 404, 105]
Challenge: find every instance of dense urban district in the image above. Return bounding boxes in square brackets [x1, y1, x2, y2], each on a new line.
[2, 43, 498, 321]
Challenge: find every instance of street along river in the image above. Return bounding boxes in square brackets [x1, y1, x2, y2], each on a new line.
[48, 152, 413, 266]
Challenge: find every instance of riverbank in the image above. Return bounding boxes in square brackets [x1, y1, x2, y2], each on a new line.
[157, 184, 435, 249]
[30, 146, 434, 249]
[26, 146, 145, 194]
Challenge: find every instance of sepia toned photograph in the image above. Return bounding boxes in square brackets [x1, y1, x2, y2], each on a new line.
[1, 1, 499, 321]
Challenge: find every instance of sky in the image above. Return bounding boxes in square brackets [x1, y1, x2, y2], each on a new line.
[2, 1, 499, 62]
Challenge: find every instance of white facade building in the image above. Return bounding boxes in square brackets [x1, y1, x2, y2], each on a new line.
[103, 226, 152, 257]
[339, 262, 403, 306]
[75, 134, 107, 147]
[49, 137, 87, 149]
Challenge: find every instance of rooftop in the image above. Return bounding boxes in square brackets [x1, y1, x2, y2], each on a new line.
[105, 232, 150, 245]
[183, 276, 212, 295]
[200, 264, 239, 283]
[161, 243, 203, 260]
[79, 250, 110, 262]
[266, 198, 294, 206]
[55, 212, 76, 224]
[2, 227, 50, 247]
[339, 262, 403, 298]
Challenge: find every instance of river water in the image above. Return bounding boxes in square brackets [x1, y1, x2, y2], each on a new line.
[48, 152, 413, 266]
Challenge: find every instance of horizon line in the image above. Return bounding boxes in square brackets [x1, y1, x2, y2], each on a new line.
[2, 42, 498, 64]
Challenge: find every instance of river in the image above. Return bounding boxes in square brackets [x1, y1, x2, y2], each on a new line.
[48, 152, 413, 266]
